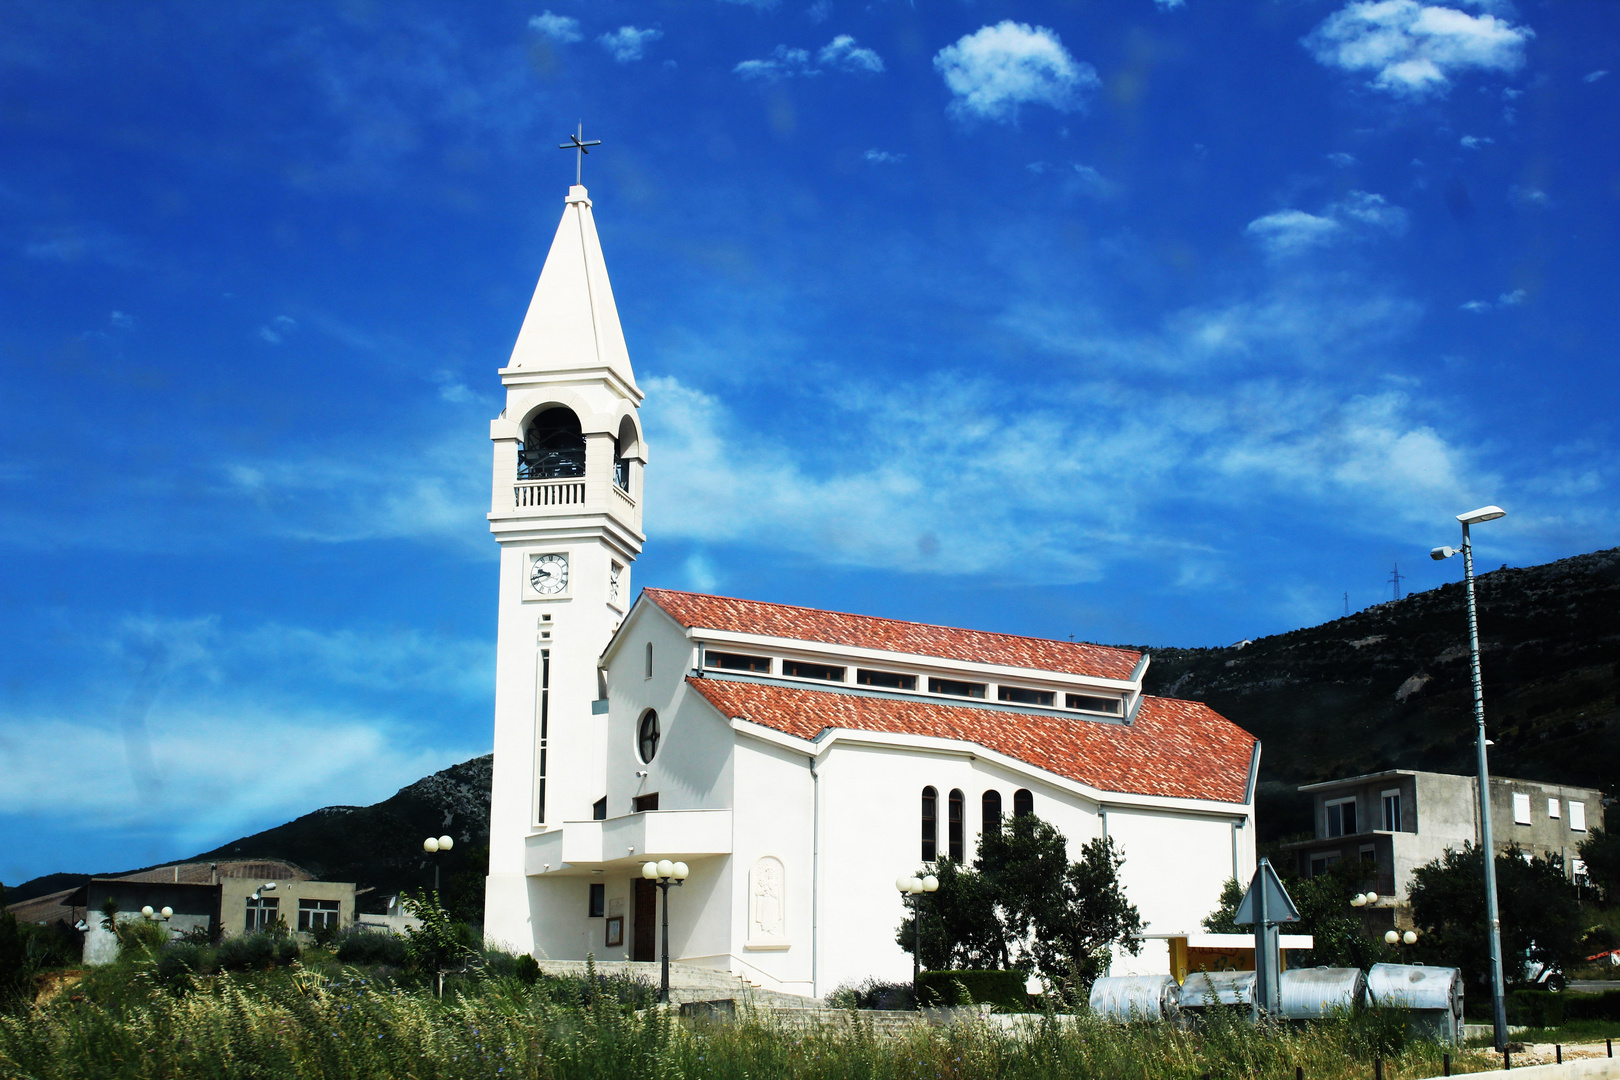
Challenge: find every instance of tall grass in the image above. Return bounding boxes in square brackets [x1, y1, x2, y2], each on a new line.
[1, 970, 1490, 1080]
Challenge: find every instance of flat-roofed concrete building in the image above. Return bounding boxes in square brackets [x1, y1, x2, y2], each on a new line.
[1282, 769, 1602, 901]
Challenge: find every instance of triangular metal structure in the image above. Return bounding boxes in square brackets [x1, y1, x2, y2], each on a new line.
[1233, 858, 1299, 926]
[1232, 858, 1299, 1021]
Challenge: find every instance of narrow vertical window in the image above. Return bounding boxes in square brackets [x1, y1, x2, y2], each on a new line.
[645, 642, 653, 679]
[948, 789, 965, 862]
[1382, 791, 1401, 831]
[982, 790, 1002, 834]
[1013, 788, 1033, 818]
[535, 649, 550, 825]
[921, 786, 938, 862]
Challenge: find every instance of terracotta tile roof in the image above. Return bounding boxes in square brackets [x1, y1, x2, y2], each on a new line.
[643, 589, 1142, 681]
[686, 678, 1256, 804]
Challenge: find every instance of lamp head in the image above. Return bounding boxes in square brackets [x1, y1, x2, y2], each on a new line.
[1350, 894, 1366, 907]
[895, 875, 913, 894]
[1457, 505, 1506, 525]
[921, 874, 939, 892]
[672, 861, 689, 880]
[642, 861, 659, 880]
[1402, 930, 1418, 945]
[1385, 930, 1400, 945]
[141, 905, 155, 919]
[423, 837, 439, 853]
[656, 859, 675, 879]
[437, 835, 454, 852]
[1364, 892, 1378, 905]
[1431, 546, 1456, 561]
[261, 882, 276, 891]
[160, 906, 173, 919]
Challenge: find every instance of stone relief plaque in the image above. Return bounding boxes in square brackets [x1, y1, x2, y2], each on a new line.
[746, 855, 789, 950]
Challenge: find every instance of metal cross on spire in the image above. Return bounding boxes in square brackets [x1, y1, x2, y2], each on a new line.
[558, 123, 602, 186]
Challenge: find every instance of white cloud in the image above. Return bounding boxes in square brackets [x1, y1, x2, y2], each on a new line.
[1304, 1, 1534, 98]
[1461, 299, 1491, 312]
[933, 21, 1099, 124]
[1509, 185, 1549, 207]
[1155, 0, 1186, 9]
[528, 11, 583, 43]
[257, 314, 297, 345]
[818, 34, 883, 73]
[864, 149, 904, 164]
[806, 0, 831, 22]
[1585, 69, 1609, 83]
[110, 310, 134, 329]
[735, 35, 882, 80]
[1498, 287, 1526, 305]
[1246, 210, 1345, 254]
[598, 26, 663, 63]
[1245, 191, 1407, 255]
[1327, 152, 1359, 167]
[1459, 134, 1493, 148]
[734, 45, 816, 81]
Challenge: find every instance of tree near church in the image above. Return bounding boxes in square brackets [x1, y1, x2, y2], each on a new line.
[1578, 828, 1620, 903]
[1408, 843, 1583, 991]
[1201, 860, 1395, 970]
[898, 812, 1143, 1002]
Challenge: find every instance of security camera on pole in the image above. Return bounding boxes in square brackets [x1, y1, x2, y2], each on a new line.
[1431, 504, 1509, 1051]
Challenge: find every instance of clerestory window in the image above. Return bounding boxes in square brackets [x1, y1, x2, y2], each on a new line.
[921, 786, 938, 862]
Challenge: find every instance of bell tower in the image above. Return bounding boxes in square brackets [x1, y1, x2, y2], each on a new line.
[483, 183, 647, 950]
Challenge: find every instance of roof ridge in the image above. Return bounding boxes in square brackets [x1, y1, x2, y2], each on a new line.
[642, 587, 1139, 657]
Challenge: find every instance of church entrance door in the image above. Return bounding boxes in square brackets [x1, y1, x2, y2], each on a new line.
[632, 878, 657, 962]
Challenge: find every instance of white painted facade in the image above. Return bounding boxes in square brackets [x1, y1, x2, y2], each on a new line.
[484, 184, 1258, 997]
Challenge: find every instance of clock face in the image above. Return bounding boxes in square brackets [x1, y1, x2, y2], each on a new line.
[530, 553, 568, 595]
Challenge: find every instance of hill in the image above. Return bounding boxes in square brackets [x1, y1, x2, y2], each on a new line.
[1142, 546, 1620, 840]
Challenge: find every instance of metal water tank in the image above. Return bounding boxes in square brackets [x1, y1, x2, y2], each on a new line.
[1366, 964, 1464, 1045]
[1089, 975, 1180, 1022]
[1178, 970, 1255, 1009]
[1279, 967, 1366, 1020]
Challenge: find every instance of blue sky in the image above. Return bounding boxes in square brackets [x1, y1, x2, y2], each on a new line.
[1, 1, 1615, 885]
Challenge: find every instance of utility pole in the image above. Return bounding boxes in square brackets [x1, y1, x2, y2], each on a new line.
[1389, 562, 1404, 601]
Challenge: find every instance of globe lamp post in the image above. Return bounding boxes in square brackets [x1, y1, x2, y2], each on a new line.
[895, 872, 939, 1008]
[642, 859, 689, 1004]
[423, 834, 454, 891]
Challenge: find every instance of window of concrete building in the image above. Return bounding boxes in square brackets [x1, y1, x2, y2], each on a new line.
[1013, 788, 1034, 818]
[1548, 798, 1561, 819]
[1382, 790, 1401, 831]
[998, 686, 1054, 707]
[705, 650, 771, 673]
[948, 789, 965, 862]
[637, 709, 660, 763]
[1571, 801, 1587, 832]
[1326, 797, 1356, 837]
[298, 899, 340, 932]
[592, 797, 607, 820]
[1065, 693, 1121, 714]
[921, 786, 938, 862]
[857, 668, 916, 690]
[782, 659, 845, 682]
[633, 792, 659, 813]
[1513, 792, 1532, 825]
[589, 883, 605, 918]
[645, 642, 653, 679]
[535, 648, 551, 826]
[1310, 853, 1341, 876]
[245, 895, 279, 932]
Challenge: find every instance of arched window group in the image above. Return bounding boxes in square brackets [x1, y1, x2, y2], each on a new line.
[919, 786, 1035, 862]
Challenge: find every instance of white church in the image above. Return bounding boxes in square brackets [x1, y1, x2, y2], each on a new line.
[482, 180, 1260, 998]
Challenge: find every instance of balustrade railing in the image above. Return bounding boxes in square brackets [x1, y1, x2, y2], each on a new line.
[515, 479, 587, 508]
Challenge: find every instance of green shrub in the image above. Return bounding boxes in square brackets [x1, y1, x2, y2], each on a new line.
[215, 932, 297, 971]
[917, 968, 1028, 1010]
[154, 941, 214, 984]
[826, 976, 914, 1011]
[1506, 989, 1566, 1027]
[513, 954, 540, 985]
[1563, 989, 1620, 1022]
[334, 927, 409, 967]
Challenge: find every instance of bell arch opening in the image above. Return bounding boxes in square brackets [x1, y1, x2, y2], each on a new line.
[519, 407, 586, 481]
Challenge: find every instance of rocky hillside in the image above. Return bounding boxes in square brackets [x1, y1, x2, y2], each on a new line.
[1142, 547, 1620, 841]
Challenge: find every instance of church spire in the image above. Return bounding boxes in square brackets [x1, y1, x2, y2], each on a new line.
[505, 185, 639, 396]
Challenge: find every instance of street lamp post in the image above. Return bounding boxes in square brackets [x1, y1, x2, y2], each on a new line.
[1432, 504, 1509, 1050]
[895, 872, 939, 1009]
[422, 835, 455, 891]
[642, 859, 689, 1005]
